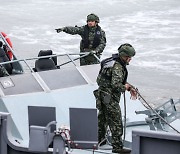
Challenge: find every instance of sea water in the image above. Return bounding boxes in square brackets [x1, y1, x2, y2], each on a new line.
[0, 0, 180, 105]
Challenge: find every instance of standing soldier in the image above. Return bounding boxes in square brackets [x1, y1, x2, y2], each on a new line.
[94, 43, 137, 153]
[55, 13, 106, 66]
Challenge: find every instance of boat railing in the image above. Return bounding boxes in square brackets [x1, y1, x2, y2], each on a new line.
[0, 52, 101, 75]
[1, 32, 101, 75]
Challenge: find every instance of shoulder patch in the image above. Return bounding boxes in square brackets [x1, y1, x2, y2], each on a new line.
[97, 31, 101, 35]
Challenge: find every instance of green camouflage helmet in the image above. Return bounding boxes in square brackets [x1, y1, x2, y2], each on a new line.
[87, 13, 100, 23]
[118, 43, 136, 57]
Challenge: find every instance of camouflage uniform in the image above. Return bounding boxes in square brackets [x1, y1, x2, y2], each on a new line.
[0, 65, 9, 77]
[62, 25, 106, 65]
[56, 14, 106, 66]
[94, 54, 128, 150]
[94, 44, 136, 153]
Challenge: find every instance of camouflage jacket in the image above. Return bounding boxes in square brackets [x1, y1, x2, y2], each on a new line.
[63, 25, 106, 54]
[97, 56, 128, 94]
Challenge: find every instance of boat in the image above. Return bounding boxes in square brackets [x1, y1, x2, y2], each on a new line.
[0, 32, 180, 154]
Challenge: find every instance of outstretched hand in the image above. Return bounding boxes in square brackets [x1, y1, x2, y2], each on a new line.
[55, 28, 64, 33]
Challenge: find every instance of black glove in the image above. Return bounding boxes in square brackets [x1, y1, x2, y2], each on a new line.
[55, 28, 64, 33]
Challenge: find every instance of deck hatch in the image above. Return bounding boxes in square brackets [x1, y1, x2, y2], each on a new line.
[38, 67, 88, 90]
[0, 74, 44, 95]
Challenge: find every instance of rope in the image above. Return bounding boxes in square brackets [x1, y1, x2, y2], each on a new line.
[135, 88, 180, 134]
[122, 92, 127, 146]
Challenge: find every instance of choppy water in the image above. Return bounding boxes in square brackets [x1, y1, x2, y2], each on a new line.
[0, 0, 180, 103]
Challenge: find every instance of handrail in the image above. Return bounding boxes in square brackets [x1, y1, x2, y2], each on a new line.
[0, 52, 100, 73]
[1, 33, 101, 74]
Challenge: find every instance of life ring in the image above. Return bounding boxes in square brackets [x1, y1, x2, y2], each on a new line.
[1, 32, 13, 60]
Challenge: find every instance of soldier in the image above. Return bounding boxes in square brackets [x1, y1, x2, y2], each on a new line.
[94, 43, 137, 153]
[55, 13, 106, 66]
[0, 41, 10, 77]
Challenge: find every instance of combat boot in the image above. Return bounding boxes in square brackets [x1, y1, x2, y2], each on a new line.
[112, 147, 131, 153]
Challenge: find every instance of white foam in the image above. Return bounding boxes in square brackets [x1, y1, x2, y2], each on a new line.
[1, 0, 179, 77]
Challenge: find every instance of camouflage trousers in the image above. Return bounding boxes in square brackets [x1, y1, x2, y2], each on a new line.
[94, 89, 123, 149]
